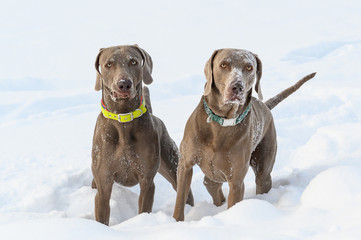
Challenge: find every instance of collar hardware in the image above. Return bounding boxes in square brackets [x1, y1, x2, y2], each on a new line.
[203, 99, 251, 127]
[101, 97, 147, 123]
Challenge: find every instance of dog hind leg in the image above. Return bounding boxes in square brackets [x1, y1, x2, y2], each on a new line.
[203, 175, 225, 206]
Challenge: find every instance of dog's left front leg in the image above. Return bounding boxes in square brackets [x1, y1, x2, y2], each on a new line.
[173, 162, 193, 221]
[227, 181, 245, 208]
[138, 179, 155, 213]
[227, 155, 249, 208]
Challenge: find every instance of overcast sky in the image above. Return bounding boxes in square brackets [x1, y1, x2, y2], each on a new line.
[1, 0, 360, 89]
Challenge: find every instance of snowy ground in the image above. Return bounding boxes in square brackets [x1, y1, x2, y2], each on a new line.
[1, 1, 361, 239]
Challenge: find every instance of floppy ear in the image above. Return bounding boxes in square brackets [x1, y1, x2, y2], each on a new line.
[133, 45, 153, 85]
[204, 49, 219, 96]
[94, 48, 104, 91]
[254, 54, 263, 101]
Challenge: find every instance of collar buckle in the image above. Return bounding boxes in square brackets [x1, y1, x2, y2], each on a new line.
[101, 97, 147, 123]
[222, 117, 237, 126]
[203, 99, 251, 127]
[118, 112, 134, 122]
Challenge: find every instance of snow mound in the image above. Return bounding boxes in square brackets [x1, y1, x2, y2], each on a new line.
[301, 166, 361, 211]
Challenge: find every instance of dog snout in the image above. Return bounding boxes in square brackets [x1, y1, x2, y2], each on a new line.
[117, 79, 133, 92]
[230, 82, 243, 95]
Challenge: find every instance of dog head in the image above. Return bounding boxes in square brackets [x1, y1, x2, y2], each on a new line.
[94, 45, 153, 101]
[204, 48, 263, 105]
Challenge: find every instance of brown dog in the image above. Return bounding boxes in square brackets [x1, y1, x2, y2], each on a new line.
[91, 45, 194, 225]
[173, 48, 316, 221]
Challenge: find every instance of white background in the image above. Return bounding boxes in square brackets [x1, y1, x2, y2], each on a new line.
[1, 0, 361, 239]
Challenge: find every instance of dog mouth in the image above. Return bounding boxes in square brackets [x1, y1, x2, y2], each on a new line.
[224, 91, 246, 105]
[228, 94, 242, 102]
[111, 91, 131, 101]
[225, 88, 244, 103]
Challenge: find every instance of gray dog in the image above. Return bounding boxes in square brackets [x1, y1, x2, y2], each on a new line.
[91, 45, 194, 225]
[173, 48, 315, 221]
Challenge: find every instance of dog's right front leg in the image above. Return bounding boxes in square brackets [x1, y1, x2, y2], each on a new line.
[94, 175, 113, 225]
[173, 161, 193, 221]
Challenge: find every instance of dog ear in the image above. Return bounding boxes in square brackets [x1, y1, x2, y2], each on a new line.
[204, 49, 219, 96]
[254, 54, 263, 101]
[94, 48, 104, 91]
[133, 45, 153, 85]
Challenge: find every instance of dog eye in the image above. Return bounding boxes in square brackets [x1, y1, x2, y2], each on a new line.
[130, 60, 138, 65]
[220, 63, 228, 68]
[106, 63, 112, 68]
[245, 66, 253, 71]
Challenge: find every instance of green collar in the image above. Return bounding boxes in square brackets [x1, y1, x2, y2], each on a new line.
[203, 99, 251, 127]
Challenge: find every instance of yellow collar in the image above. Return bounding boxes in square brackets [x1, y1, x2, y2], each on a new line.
[100, 97, 147, 123]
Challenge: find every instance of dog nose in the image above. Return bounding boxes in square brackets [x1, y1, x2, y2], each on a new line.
[231, 82, 243, 95]
[117, 79, 132, 91]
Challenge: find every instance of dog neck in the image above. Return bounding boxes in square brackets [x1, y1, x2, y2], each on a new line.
[204, 89, 252, 119]
[102, 85, 143, 114]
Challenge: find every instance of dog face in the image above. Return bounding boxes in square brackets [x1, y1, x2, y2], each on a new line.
[204, 48, 263, 105]
[94, 45, 153, 101]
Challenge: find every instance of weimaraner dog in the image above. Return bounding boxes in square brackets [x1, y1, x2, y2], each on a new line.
[173, 48, 316, 221]
[92, 44, 194, 225]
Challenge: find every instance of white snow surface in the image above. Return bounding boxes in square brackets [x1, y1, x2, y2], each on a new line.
[1, 0, 361, 239]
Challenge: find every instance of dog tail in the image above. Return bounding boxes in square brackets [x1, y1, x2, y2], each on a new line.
[265, 72, 316, 110]
[143, 86, 153, 114]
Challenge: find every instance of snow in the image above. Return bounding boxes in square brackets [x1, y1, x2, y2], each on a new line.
[1, 0, 361, 239]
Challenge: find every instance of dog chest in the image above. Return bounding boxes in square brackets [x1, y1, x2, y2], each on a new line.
[196, 141, 252, 183]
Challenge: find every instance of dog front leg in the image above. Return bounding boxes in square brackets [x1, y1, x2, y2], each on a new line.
[94, 176, 113, 225]
[227, 181, 245, 208]
[138, 179, 155, 213]
[173, 162, 193, 221]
